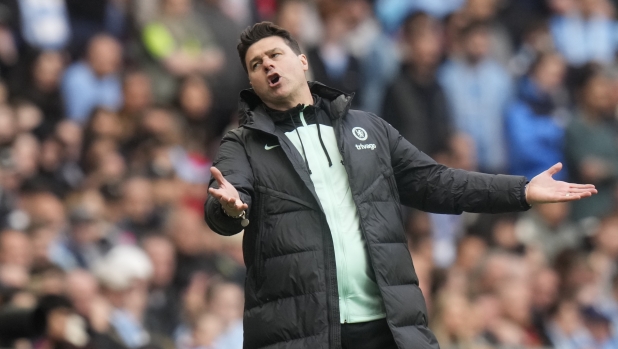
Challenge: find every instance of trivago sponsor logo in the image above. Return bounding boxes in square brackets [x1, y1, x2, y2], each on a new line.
[355, 143, 377, 150]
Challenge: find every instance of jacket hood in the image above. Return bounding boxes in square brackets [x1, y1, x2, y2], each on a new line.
[237, 81, 354, 132]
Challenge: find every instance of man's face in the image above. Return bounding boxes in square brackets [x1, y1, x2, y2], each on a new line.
[462, 30, 490, 64]
[245, 36, 308, 107]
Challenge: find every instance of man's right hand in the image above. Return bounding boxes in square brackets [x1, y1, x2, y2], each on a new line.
[208, 166, 249, 217]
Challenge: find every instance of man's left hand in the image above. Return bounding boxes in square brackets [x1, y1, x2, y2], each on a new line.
[526, 162, 598, 205]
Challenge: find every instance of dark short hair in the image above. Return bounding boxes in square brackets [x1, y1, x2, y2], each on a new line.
[237, 21, 302, 72]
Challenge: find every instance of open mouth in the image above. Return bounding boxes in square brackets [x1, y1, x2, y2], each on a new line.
[268, 73, 281, 87]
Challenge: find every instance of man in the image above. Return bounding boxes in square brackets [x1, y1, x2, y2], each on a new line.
[61, 34, 123, 124]
[204, 22, 596, 349]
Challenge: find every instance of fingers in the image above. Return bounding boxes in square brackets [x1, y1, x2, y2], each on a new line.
[567, 187, 598, 194]
[208, 188, 248, 211]
[208, 187, 225, 200]
[210, 166, 227, 187]
[546, 162, 563, 176]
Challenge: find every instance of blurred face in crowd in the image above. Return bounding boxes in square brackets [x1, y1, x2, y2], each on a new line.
[439, 292, 473, 337]
[0, 106, 16, 146]
[465, 0, 497, 20]
[141, 108, 181, 145]
[579, 0, 603, 17]
[89, 109, 123, 141]
[167, 208, 209, 255]
[581, 74, 613, 116]
[123, 72, 152, 114]
[499, 281, 532, 326]
[245, 36, 309, 110]
[208, 283, 244, 325]
[22, 192, 66, 232]
[552, 299, 584, 333]
[535, 202, 569, 228]
[455, 235, 487, 272]
[30, 226, 57, 268]
[533, 54, 566, 93]
[55, 120, 83, 161]
[462, 27, 490, 64]
[87, 35, 122, 77]
[122, 177, 155, 223]
[548, 0, 576, 14]
[193, 313, 225, 347]
[13, 133, 40, 178]
[143, 236, 176, 288]
[276, 0, 306, 40]
[594, 216, 618, 258]
[408, 30, 442, 69]
[33, 51, 64, 92]
[531, 268, 559, 310]
[0, 230, 32, 267]
[179, 76, 212, 120]
[163, 0, 192, 16]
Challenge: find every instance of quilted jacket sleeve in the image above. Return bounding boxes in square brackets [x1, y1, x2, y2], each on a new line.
[205, 129, 254, 236]
[383, 119, 531, 214]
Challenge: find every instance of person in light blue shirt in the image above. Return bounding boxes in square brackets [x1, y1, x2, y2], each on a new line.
[506, 52, 569, 182]
[439, 21, 513, 174]
[61, 34, 123, 124]
[550, 1, 618, 66]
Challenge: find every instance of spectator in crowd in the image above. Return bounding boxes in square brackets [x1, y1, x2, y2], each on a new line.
[439, 20, 513, 173]
[345, 0, 399, 113]
[506, 52, 569, 181]
[508, 20, 556, 77]
[549, 0, 618, 67]
[515, 202, 583, 262]
[119, 177, 164, 240]
[117, 71, 152, 146]
[176, 75, 217, 157]
[460, 0, 513, 65]
[95, 244, 175, 349]
[51, 193, 121, 270]
[382, 12, 452, 158]
[61, 34, 123, 124]
[565, 65, 618, 220]
[9, 50, 66, 140]
[142, 235, 181, 337]
[140, 0, 224, 103]
[306, 2, 363, 105]
[206, 281, 243, 349]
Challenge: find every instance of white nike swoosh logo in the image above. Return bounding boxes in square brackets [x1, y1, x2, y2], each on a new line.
[265, 144, 280, 150]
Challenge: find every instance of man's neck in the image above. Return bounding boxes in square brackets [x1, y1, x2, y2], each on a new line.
[264, 85, 314, 111]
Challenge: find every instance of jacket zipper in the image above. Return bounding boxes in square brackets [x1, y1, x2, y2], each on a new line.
[335, 117, 389, 325]
[300, 113, 350, 323]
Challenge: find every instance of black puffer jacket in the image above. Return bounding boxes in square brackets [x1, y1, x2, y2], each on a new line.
[205, 82, 530, 349]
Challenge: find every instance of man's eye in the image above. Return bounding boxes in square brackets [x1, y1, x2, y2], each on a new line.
[272, 53, 280, 58]
[252, 62, 260, 70]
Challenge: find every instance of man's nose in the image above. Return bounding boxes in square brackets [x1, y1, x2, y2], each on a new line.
[263, 58, 275, 71]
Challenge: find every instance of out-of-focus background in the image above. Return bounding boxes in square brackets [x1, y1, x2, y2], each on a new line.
[0, 0, 616, 348]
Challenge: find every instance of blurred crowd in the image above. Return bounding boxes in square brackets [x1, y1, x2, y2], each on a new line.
[0, 0, 616, 348]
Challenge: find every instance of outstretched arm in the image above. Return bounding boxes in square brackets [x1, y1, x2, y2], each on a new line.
[384, 120, 596, 213]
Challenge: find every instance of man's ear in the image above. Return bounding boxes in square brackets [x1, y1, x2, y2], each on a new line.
[299, 54, 309, 72]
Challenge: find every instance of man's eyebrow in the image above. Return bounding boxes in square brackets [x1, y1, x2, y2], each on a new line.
[248, 48, 282, 67]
